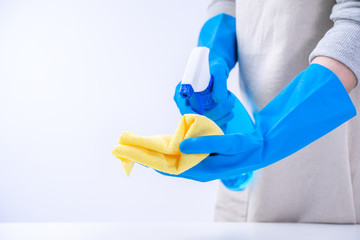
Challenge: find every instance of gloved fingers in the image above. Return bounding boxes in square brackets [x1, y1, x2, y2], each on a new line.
[155, 169, 176, 177]
[155, 169, 210, 182]
[210, 60, 229, 102]
[204, 103, 231, 120]
[218, 124, 228, 133]
[183, 153, 260, 180]
[173, 156, 245, 182]
[214, 111, 234, 128]
[204, 92, 235, 120]
[180, 134, 249, 155]
[156, 167, 219, 182]
[179, 99, 198, 115]
[156, 153, 258, 182]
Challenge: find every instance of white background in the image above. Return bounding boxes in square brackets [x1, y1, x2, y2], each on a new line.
[0, 0, 242, 222]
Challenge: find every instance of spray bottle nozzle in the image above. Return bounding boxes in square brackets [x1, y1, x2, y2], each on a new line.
[179, 84, 194, 99]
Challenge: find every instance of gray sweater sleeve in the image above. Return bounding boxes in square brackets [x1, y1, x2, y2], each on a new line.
[206, 0, 235, 19]
[309, 0, 360, 83]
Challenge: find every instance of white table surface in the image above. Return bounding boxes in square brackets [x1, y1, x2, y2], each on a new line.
[0, 222, 359, 240]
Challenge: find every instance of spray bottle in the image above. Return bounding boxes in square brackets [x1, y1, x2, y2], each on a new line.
[179, 47, 253, 191]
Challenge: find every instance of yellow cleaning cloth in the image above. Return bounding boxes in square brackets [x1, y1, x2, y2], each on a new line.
[112, 114, 223, 176]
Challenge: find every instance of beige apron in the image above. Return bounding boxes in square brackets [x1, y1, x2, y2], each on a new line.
[215, 0, 360, 224]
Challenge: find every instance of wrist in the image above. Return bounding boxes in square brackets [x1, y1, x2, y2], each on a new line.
[198, 13, 238, 70]
[311, 56, 357, 93]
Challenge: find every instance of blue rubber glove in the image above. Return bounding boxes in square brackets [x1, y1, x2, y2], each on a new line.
[168, 64, 357, 182]
[174, 13, 238, 128]
[164, 86, 255, 189]
[171, 13, 254, 189]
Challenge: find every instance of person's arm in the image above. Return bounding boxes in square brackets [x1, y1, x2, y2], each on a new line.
[312, 56, 356, 92]
[160, 1, 360, 184]
[206, 0, 235, 19]
[170, 0, 256, 190]
[309, 0, 360, 92]
[174, 0, 238, 120]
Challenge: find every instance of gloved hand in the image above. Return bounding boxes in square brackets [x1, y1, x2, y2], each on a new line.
[174, 13, 238, 128]
[171, 13, 255, 190]
[165, 64, 357, 182]
[163, 85, 256, 189]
